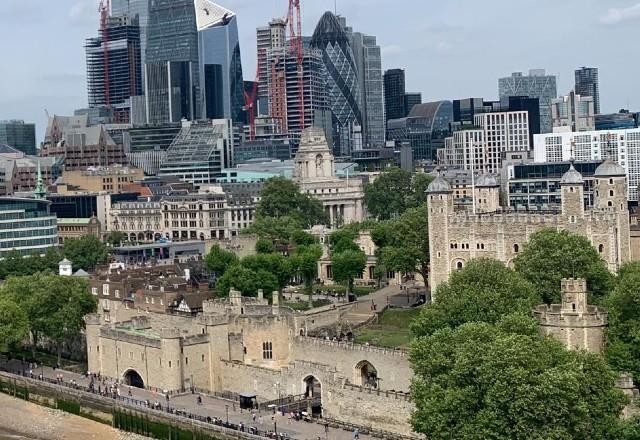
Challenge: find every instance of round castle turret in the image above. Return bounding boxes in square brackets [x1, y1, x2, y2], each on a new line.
[594, 159, 627, 212]
[533, 278, 607, 353]
[426, 172, 454, 297]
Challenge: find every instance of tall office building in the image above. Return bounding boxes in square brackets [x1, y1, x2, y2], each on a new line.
[352, 32, 385, 148]
[403, 93, 422, 117]
[575, 67, 600, 115]
[111, 0, 150, 75]
[0, 120, 36, 155]
[85, 15, 143, 123]
[551, 92, 595, 132]
[472, 111, 530, 174]
[384, 69, 405, 121]
[195, 0, 245, 122]
[256, 18, 286, 113]
[144, 0, 200, 125]
[499, 69, 557, 134]
[311, 11, 363, 156]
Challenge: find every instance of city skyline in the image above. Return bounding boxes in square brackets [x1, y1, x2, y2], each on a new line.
[0, 0, 638, 137]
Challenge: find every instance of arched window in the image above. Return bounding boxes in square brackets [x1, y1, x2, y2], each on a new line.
[609, 179, 614, 185]
[456, 261, 463, 270]
[570, 187, 574, 193]
[598, 244, 604, 253]
[609, 190, 614, 197]
[513, 244, 519, 253]
[608, 201, 613, 207]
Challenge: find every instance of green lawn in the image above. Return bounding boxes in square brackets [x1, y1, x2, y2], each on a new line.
[354, 308, 422, 349]
[283, 299, 333, 311]
[312, 284, 377, 297]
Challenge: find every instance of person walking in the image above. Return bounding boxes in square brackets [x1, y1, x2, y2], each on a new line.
[353, 428, 359, 440]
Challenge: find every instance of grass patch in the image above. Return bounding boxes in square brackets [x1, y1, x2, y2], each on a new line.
[354, 308, 422, 349]
[312, 284, 376, 297]
[283, 299, 332, 311]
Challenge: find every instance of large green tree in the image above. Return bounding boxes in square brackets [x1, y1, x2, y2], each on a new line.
[410, 320, 627, 440]
[513, 229, 613, 304]
[62, 235, 109, 271]
[215, 264, 278, 298]
[241, 253, 293, 290]
[604, 262, 640, 382]
[331, 249, 367, 297]
[0, 248, 61, 279]
[364, 168, 433, 220]
[205, 245, 238, 278]
[291, 244, 323, 306]
[411, 258, 540, 337]
[372, 205, 429, 284]
[255, 177, 328, 227]
[0, 297, 28, 352]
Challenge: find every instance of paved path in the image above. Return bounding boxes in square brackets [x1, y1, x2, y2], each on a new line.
[2, 360, 371, 440]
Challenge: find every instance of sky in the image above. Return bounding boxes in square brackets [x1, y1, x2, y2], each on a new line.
[0, 0, 639, 139]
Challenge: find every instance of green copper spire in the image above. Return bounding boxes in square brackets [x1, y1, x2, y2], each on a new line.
[34, 161, 47, 199]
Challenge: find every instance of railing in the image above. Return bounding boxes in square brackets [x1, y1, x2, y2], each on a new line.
[321, 417, 420, 440]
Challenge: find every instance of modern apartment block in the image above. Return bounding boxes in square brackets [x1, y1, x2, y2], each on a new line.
[471, 111, 530, 174]
[499, 69, 557, 134]
[575, 67, 600, 115]
[534, 128, 640, 201]
[551, 91, 595, 132]
[0, 120, 36, 155]
[256, 18, 286, 112]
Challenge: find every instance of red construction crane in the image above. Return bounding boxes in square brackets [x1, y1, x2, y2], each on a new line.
[286, 0, 304, 130]
[99, 0, 111, 108]
[243, 71, 259, 140]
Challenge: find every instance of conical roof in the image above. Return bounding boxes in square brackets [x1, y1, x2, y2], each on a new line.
[594, 159, 625, 178]
[560, 162, 583, 185]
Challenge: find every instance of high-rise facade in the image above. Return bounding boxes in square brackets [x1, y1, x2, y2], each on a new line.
[498, 69, 557, 134]
[144, 0, 200, 125]
[403, 93, 422, 117]
[352, 32, 385, 148]
[383, 69, 405, 121]
[311, 11, 363, 156]
[111, 0, 150, 75]
[473, 111, 530, 174]
[195, 0, 244, 122]
[551, 92, 595, 132]
[0, 120, 36, 155]
[85, 15, 143, 123]
[575, 67, 600, 115]
[256, 18, 286, 113]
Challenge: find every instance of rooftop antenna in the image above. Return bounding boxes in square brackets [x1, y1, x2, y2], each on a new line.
[334, 0, 337, 14]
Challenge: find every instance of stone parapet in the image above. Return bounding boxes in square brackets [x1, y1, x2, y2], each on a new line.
[99, 328, 161, 348]
[295, 336, 408, 357]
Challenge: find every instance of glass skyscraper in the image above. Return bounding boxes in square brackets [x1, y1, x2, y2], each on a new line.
[144, 0, 200, 124]
[311, 11, 363, 157]
[195, 0, 245, 123]
[111, 0, 150, 74]
[575, 67, 600, 115]
[498, 69, 557, 134]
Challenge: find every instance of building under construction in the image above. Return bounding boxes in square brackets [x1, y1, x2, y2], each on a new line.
[85, 15, 143, 123]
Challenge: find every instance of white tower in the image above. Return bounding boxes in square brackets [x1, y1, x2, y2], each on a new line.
[59, 258, 73, 277]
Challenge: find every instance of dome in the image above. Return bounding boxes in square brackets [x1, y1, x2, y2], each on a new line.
[426, 175, 452, 193]
[475, 174, 499, 188]
[594, 159, 625, 178]
[560, 163, 583, 185]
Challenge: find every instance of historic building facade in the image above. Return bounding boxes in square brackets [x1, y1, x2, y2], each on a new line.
[294, 127, 365, 226]
[427, 159, 631, 293]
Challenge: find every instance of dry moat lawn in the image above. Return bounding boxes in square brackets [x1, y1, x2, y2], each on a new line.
[354, 308, 422, 349]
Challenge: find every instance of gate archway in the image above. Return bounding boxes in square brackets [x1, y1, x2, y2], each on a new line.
[123, 369, 144, 388]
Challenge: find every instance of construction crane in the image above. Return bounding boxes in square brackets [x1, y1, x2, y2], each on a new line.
[243, 71, 260, 140]
[286, 0, 304, 130]
[98, 0, 111, 108]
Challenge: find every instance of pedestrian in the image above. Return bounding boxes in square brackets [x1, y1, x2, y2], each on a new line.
[353, 428, 359, 440]
[252, 412, 256, 422]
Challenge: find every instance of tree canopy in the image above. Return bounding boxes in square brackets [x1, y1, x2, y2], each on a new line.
[242, 253, 293, 290]
[214, 264, 278, 299]
[604, 262, 640, 383]
[255, 177, 328, 227]
[0, 248, 60, 280]
[514, 229, 613, 304]
[331, 249, 367, 295]
[0, 297, 28, 352]
[205, 245, 238, 278]
[411, 258, 540, 338]
[364, 168, 433, 220]
[372, 205, 429, 283]
[291, 244, 323, 305]
[410, 320, 628, 440]
[62, 235, 109, 271]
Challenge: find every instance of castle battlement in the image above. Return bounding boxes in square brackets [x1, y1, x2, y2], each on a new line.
[182, 333, 209, 346]
[533, 304, 608, 327]
[295, 336, 408, 357]
[99, 328, 161, 348]
[342, 382, 411, 401]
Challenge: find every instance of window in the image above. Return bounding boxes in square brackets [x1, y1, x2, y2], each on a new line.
[609, 190, 614, 197]
[102, 284, 109, 296]
[599, 244, 604, 253]
[262, 342, 273, 360]
[608, 201, 613, 207]
[169, 361, 172, 368]
[513, 244, 519, 253]
[91, 287, 98, 295]
[185, 357, 189, 365]
[114, 289, 120, 298]
[456, 261, 463, 270]
[202, 354, 205, 362]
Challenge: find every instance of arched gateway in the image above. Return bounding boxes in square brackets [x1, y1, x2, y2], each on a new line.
[123, 369, 144, 388]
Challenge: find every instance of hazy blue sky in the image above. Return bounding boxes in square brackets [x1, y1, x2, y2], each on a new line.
[0, 0, 638, 139]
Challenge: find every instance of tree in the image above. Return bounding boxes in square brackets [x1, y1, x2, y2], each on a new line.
[604, 262, 640, 382]
[291, 244, 323, 306]
[215, 265, 278, 299]
[62, 235, 108, 271]
[411, 259, 540, 337]
[255, 239, 276, 254]
[246, 216, 303, 249]
[410, 321, 627, 440]
[255, 177, 328, 227]
[0, 297, 28, 352]
[205, 245, 238, 278]
[329, 228, 360, 254]
[364, 168, 433, 220]
[106, 231, 126, 247]
[331, 249, 367, 297]
[514, 229, 613, 304]
[373, 205, 430, 284]
[241, 253, 293, 290]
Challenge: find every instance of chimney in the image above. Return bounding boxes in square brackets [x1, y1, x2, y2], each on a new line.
[272, 291, 280, 315]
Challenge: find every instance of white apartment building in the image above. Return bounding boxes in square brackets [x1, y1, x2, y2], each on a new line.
[442, 129, 486, 172]
[534, 128, 640, 201]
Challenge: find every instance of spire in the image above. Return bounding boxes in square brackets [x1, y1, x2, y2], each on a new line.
[34, 161, 47, 199]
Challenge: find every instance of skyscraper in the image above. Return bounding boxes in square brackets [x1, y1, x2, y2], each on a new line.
[384, 69, 405, 122]
[111, 0, 150, 78]
[195, 0, 245, 122]
[0, 120, 36, 155]
[551, 91, 595, 132]
[85, 15, 142, 123]
[498, 69, 557, 134]
[311, 11, 363, 156]
[352, 32, 385, 149]
[575, 67, 600, 115]
[256, 18, 286, 114]
[144, 0, 200, 125]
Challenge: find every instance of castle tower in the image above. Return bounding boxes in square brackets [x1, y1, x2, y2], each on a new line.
[533, 278, 607, 353]
[474, 174, 500, 214]
[159, 328, 183, 392]
[426, 172, 454, 297]
[593, 160, 631, 268]
[559, 160, 585, 222]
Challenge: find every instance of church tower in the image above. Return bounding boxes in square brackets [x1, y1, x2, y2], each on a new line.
[426, 171, 454, 297]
